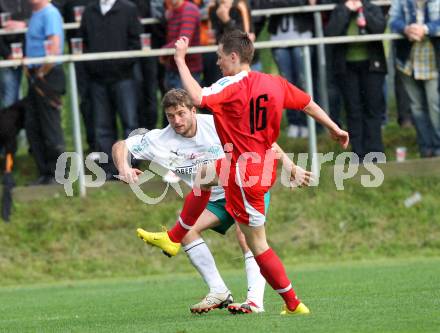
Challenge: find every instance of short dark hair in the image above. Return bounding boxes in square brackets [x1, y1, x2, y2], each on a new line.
[219, 30, 254, 64]
[162, 88, 194, 110]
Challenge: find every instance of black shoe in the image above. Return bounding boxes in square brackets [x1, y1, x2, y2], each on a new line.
[27, 175, 48, 186]
[27, 175, 58, 186]
[399, 118, 413, 129]
[44, 176, 58, 185]
[420, 150, 433, 158]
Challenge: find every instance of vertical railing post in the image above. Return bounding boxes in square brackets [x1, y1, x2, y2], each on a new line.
[68, 61, 86, 197]
[313, 11, 329, 112]
[303, 45, 319, 177]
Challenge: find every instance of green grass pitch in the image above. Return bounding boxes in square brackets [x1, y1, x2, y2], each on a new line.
[1, 258, 439, 333]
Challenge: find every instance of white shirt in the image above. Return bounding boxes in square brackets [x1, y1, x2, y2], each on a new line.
[126, 114, 225, 202]
[270, 15, 312, 42]
[100, 0, 117, 15]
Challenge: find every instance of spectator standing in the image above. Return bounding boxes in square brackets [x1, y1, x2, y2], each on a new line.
[210, 0, 263, 71]
[320, 0, 343, 127]
[208, 0, 253, 82]
[25, 0, 65, 185]
[0, 0, 32, 109]
[210, 0, 253, 42]
[57, 0, 96, 153]
[325, 0, 386, 160]
[162, 0, 202, 91]
[80, 0, 142, 179]
[390, 0, 440, 157]
[196, 0, 222, 87]
[130, 0, 165, 130]
[267, 0, 316, 138]
[248, 0, 266, 71]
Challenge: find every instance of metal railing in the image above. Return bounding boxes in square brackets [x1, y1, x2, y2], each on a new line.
[0, 33, 404, 68]
[0, 1, 397, 196]
[0, 0, 393, 116]
[0, 32, 406, 196]
[0, 1, 391, 36]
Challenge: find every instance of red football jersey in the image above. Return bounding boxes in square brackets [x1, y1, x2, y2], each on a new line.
[200, 71, 311, 164]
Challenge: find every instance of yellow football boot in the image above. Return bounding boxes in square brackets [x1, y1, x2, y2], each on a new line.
[280, 302, 310, 316]
[136, 228, 181, 257]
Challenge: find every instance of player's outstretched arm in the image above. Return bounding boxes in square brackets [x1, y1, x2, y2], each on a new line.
[272, 143, 314, 187]
[303, 101, 349, 149]
[174, 36, 203, 105]
[112, 140, 142, 184]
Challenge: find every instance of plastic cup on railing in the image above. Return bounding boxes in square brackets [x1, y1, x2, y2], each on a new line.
[70, 38, 83, 55]
[10, 42, 23, 59]
[140, 33, 151, 50]
[396, 147, 407, 162]
[0, 12, 11, 27]
[73, 6, 85, 23]
[43, 40, 53, 56]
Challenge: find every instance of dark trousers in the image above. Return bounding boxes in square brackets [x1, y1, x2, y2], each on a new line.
[337, 61, 385, 158]
[135, 58, 159, 130]
[25, 65, 66, 177]
[326, 45, 343, 126]
[90, 78, 138, 175]
[202, 52, 222, 87]
[76, 62, 95, 151]
[394, 68, 412, 125]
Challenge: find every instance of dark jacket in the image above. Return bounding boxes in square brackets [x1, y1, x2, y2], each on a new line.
[325, 0, 387, 74]
[0, 0, 32, 20]
[262, 0, 314, 35]
[55, 0, 95, 47]
[127, 0, 165, 48]
[79, 0, 142, 82]
[0, 0, 32, 59]
[53, 0, 94, 21]
[209, 0, 254, 42]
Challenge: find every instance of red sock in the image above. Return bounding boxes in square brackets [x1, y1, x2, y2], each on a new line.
[255, 248, 300, 311]
[167, 189, 211, 243]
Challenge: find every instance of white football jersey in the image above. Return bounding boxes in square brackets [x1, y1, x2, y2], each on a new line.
[125, 114, 225, 201]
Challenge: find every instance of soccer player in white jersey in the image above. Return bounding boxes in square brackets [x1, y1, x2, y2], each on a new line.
[113, 89, 271, 314]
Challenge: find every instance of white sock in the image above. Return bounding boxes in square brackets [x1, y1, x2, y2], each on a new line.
[244, 250, 266, 309]
[183, 238, 229, 294]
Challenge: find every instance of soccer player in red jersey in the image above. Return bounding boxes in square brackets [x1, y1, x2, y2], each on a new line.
[139, 30, 349, 315]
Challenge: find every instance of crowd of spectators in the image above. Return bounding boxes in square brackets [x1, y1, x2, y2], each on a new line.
[0, 0, 439, 185]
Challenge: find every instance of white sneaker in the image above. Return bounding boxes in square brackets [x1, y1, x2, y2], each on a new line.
[299, 126, 309, 138]
[190, 291, 233, 314]
[287, 125, 300, 138]
[227, 300, 264, 314]
[162, 170, 181, 184]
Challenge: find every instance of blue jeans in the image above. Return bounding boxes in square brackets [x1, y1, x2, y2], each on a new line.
[401, 73, 440, 156]
[272, 47, 307, 127]
[90, 78, 138, 174]
[0, 67, 22, 108]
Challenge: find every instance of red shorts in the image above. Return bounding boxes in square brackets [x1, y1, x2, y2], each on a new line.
[215, 158, 276, 226]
